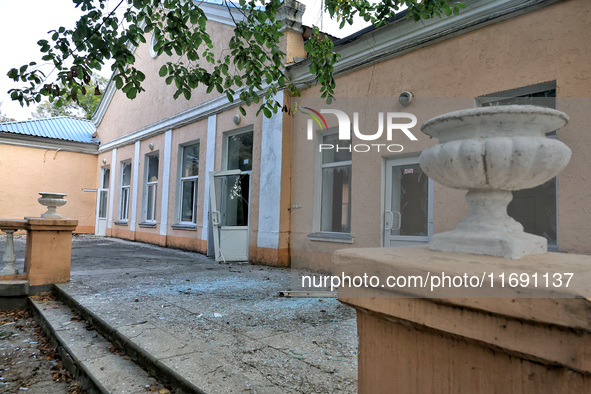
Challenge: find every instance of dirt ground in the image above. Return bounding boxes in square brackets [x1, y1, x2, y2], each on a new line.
[0, 308, 84, 393]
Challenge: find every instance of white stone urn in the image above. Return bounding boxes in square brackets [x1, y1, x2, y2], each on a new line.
[38, 192, 67, 219]
[420, 105, 571, 259]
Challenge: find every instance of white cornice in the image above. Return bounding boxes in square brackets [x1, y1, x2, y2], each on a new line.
[287, 0, 560, 88]
[199, 2, 245, 26]
[92, 72, 118, 128]
[0, 133, 99, 155]
[98, 94, 237, 153]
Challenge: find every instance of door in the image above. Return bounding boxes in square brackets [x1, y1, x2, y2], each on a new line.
[384, 157, 433, 247]
[95, 167, 110, 236]
[209, 170, 250, 262]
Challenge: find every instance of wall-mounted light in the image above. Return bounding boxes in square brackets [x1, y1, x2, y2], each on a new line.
[149, 143, 154, 151]
[233, 114, 241, 126]
[102, 158, 107, 164]
[399, 91, 414, 107]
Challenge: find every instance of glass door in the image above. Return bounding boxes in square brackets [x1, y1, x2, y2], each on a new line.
[384, 157, 432, 247]
[95, 167, 110, 236]
[209, 170, 250, 262]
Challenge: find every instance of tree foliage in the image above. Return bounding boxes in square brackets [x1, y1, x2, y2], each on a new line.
[7, 0, 464, 117]
[32, 75, 107, 119]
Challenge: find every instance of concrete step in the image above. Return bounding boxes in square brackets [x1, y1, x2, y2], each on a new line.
[29, 296, 167, 394]
[0, 279, 29, 296]
[51, 285, 204, 394]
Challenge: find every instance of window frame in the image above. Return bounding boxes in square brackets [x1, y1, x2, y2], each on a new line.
[118, 160, 132, 222]
[311, 127, 353, 238]
[142, 152, 159, 224]
[222, 125, 254, 173]
[175, 141, 200, 226]
[476, 81, 559, 250]
[97, 166, 110, 220]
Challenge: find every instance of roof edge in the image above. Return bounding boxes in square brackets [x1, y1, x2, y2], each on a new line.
[0, 133, 99, 155]
[287, 0, 561, 90]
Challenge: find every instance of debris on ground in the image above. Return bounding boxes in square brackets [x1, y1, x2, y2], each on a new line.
[0, 308, 85, 393]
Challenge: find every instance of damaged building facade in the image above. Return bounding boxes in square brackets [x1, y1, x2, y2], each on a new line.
[88, 0, 590, 269]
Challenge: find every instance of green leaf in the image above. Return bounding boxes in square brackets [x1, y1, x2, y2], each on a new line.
[239, 106, 246, 116]
[226, 91, 234, 103]
[127, 87, 137, 99]
[159, 65, 167, 77]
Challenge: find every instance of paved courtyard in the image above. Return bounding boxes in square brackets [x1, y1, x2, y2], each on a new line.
[13, 235, 358, 393]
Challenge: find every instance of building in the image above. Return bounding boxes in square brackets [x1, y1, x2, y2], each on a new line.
[0, 117, 98, 232]
[91, 0, 590, 270]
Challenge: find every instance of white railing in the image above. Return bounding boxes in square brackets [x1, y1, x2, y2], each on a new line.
[0, 220, 26, 276]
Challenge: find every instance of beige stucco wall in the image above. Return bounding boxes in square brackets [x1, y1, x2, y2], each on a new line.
[95, 13, 293, 261]
[97, 19, 242, 144]
[290, 0, 591, 270]
[0, 144, 97, 233]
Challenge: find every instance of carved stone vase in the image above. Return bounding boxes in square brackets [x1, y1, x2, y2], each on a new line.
[38, 192, 67, 219]
[420, 105, 571, 259]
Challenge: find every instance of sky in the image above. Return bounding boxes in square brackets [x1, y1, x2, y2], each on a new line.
[0, 0, 371, 121]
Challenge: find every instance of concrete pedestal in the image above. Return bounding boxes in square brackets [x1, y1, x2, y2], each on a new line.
[332, 246, 591, 393]
[24, 218, 78, 286]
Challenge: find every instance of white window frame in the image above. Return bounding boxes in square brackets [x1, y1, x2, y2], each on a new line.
[476, 81, 558, 250]
[176, 141, 200, 225]
[222, 125, 254, 172]
[311, 128, 353, 238]
[142, 152, 159, 223]
[97, 166, 110, 220]
[118, 160, 132, 222]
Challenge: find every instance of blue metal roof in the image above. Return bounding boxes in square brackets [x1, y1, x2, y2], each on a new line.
[0, 117, 99, 144]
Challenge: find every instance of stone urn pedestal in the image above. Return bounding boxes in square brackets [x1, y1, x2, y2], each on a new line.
[331, 106, 588, 394]
[420, 105, 571, 258]
[38, 192, 67, 219]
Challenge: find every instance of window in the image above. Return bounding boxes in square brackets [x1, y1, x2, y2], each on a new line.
[178, 143, 199, 224]
[477, 82, 558, 248]
[98, 167, 110, 219]
[118, 161, 131, 221]
[223, 129, 253, 226]
[143, 154, 159, 222]
[227, 131, 253, 171]
[319, 133, 352, 234]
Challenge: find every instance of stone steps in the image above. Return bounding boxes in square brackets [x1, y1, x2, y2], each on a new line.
[35, 284, 205, 393]
[29, 296, 168, 394]
[0, 279, 30, 309]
